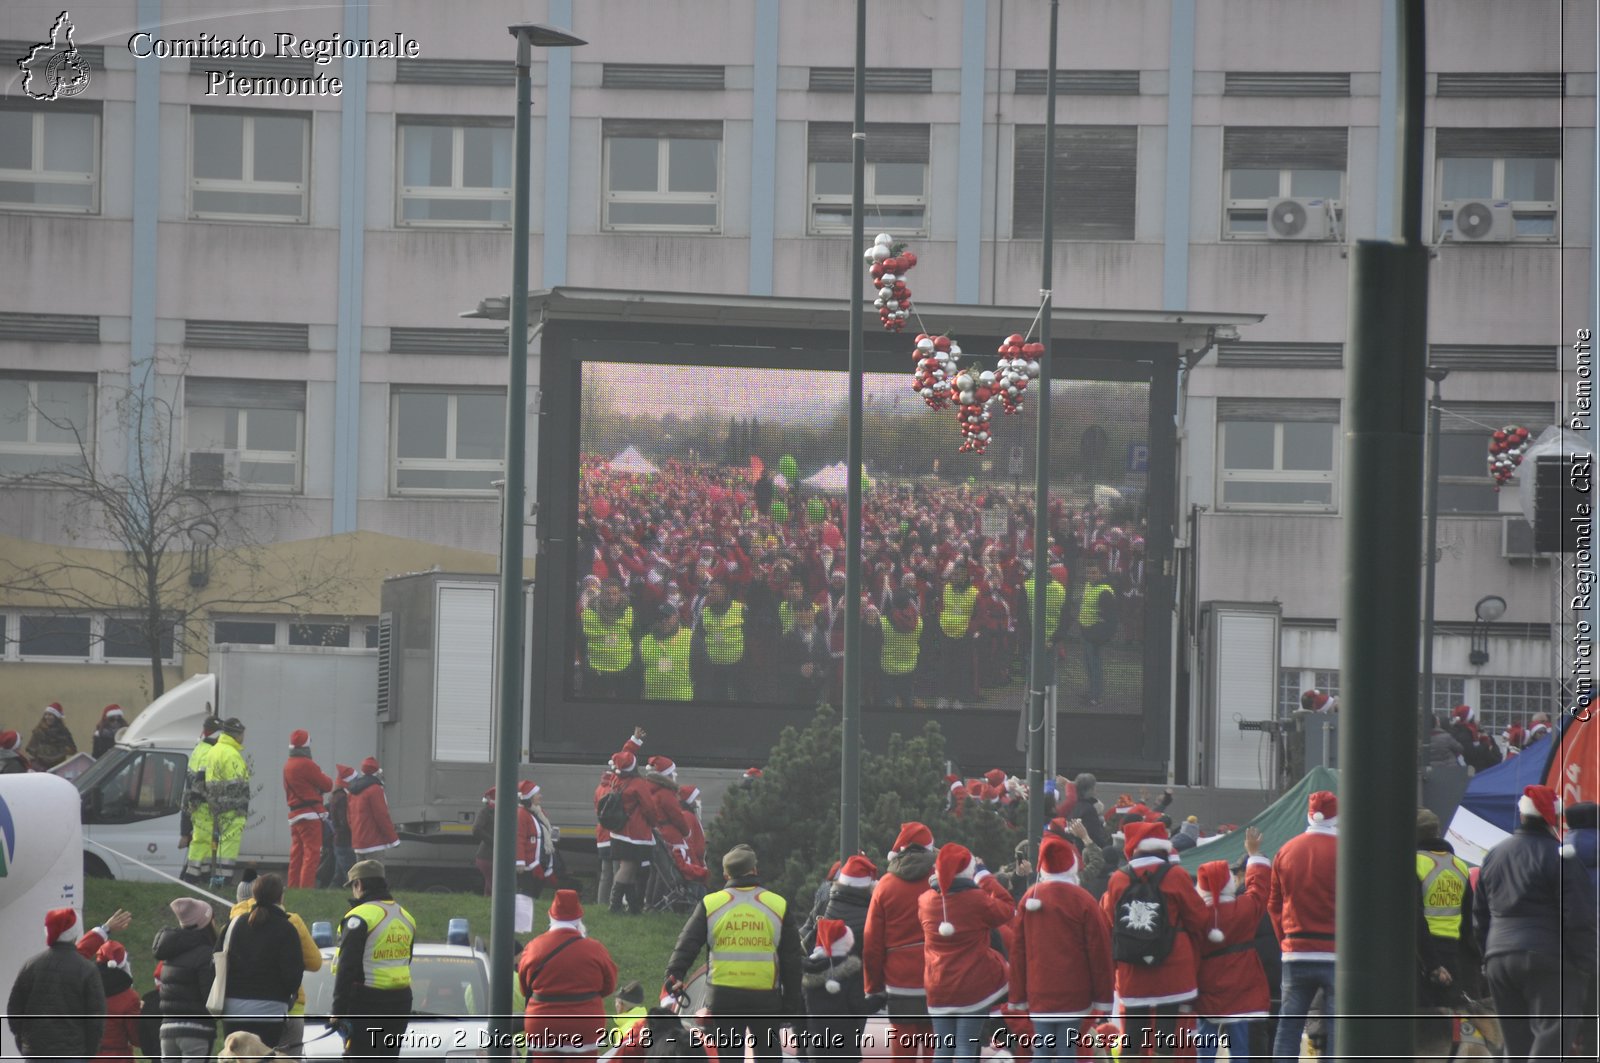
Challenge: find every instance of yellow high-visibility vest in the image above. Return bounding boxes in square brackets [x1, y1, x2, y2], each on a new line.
[334, 899, 416, 991]
[879, 615, 922, 676]
[641, 629, 693, 700]
[939, 585, 979, 638]
[779, 601, 798, 635]
[583, 607, 635, 673]
[1416, 850, 1471, 940]
[1078, 582, 1114, 628]
[701, 602, 745, 664]
[703, 886, 788, 989]
[1023, 578, 1065, 642]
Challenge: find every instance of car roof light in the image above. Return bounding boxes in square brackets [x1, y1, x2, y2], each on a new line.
[446, 917, 470, 946]
[311, 920, 335, 948]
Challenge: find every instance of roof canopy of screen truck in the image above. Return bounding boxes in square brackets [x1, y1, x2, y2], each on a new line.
[118, 672, 218, 749]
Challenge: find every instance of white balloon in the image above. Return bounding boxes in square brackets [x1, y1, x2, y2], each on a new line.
[872, 245, 890, 261]
[881, 273, 897, 284]
[875, 233, 893, 246]
[979, 371, 995, 386]
[917, 338, 934, 351]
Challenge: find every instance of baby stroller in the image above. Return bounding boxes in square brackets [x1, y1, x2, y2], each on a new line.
[644, 831, 706, 913]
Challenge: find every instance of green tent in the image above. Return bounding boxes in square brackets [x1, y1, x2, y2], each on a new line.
[1177, 765, 1340, 873]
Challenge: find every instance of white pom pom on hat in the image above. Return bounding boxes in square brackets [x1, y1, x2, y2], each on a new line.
[938, 920, 955, 937]
[1024, 897, 1042, 912]
[825, 978, 842, 994]
[1207, 927, 1225, 943]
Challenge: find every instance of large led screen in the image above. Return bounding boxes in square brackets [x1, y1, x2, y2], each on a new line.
[568, 359, 1150, 721]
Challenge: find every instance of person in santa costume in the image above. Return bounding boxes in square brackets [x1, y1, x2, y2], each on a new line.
[1192, 827, 1271, 1062]
[1267, 790, 1338, 1062]
[91, 705, 126, 760]
[1009, 834, 1114, 1062]
[1099, 821, 1211, 1060]
[6, 908, 105, 1061]
[25, 702, 77, 770]
[803, 917, 872, 1063]
[518, 890, 618, 1063]
[918, 843, 1014, 1063]
[93, 940, 142, 1063]
[347, 756, 400, 855]
[864, 823, 938, 1063]
[282, 729, 333, 889]
[515, 780, 555, 899]
[1474, 784, 1595, 1061]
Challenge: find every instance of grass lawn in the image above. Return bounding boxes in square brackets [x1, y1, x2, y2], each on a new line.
[87, 877, 687, 1001]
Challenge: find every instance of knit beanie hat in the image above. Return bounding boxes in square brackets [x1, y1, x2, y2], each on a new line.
[934, 843, 977, 936]
[169, 897, 214, 929]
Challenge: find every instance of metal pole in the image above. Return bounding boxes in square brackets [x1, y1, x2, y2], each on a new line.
[1420, 367, 1447, 756]
[1337, 3, 1426, 1055]
[488, 26, 534, 1046]
[840, 0, 866, 860]
[1025, 0, 1060, 862]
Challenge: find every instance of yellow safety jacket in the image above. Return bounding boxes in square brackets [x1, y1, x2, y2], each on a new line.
[186, 739, 215, 819]
[1078, 581, 1115, 629]
[583, 607, 635, 674]
[335, 899, 417, 990]
[779, 601, 798, 635]
[939, 585, 979, 638]
[206, 734, 250, 816]
[641, 629, 693, 700]
[1023, 578, 1066, 642]
[879, 615, 922, 676]
[703, 886, 787, 990]
[1416, 850, 1472, 940]
[701, 602, 745, 664]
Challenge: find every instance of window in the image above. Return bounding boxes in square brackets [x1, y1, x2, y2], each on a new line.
[0, 106, 99, 212]
[1278, 669, 1302, 717]
[1435, 128, 1560, 240]
[1, 612, 177, 664]
[290, 621, 350, 648]
[213, 620, 277, 645]
[1222, 127, 1347, 238]
[807, 123, 928, 235]
[602, 120, 721, 232]
[397, 119, 512, 226]
[184, 379, 305, 492]
[1217, 400, 1339, 511]
[19, 614, 91, 658]
[1429, 675, 1466, 717]
[190, 109, 309, 221]
[1478, 677, 1554, 735]
[392, 389, 506, 495]
[81, 750, 189, 824]
[1311, 670, 1340, 701]
[212, 616, 378, 648]
[1012, 125, 1137, 239]
[0, 376, 92, 478]
[1436, 402, 1555, 514]
[103, 617, 177, 661]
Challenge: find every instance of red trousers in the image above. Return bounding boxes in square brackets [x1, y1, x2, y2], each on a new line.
[288, 818, 323, 888]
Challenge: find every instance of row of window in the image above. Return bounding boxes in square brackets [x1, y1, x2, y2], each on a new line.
[1278, 668, 1554, 735]
[0, 610, 380, 665]
[0, 106, 1565, 241]
[0, 377, 1548, 511]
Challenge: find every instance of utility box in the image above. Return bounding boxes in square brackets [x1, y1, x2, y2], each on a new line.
[1198, 601, 1282, 790]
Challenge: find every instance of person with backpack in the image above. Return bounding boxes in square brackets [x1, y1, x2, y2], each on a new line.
[1192, 828, 1271, 1062]
[1267, 790, 1338, 1062]
[1099, 821, 1211, 1059]
[604, 748, 686, 914]
[917, 843, 1014, 1063]
[863, 823, 938, 1063]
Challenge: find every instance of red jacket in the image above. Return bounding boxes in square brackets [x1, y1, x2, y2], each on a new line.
[1269, 826, 1338, 962]
[613, 772, 686, 846]
[518, 929, 618, 1049]
[658, 805, 709, 882]
[283, 753, 333, 823]
[515, 806, 549, 876]
[1195, 858, 1273, 1019]
[918, 878, 1015, 1013]
[594, 772, 617, 847]
[863, 848, 936, 997]
[1010, 877, 1114, 1018]
[347, 775, 400, 854]
[1100, 856, 1213, 1007]
[95, 983, 141, 1063]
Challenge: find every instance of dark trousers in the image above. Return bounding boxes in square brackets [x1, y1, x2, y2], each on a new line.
[701, 660, 744, 700]
[223, 1018, 286, 1049]
[1486, 951, 1585, 1062]
[585, 667, 631, 699]
[706, 1014, 786, 1063]
[803, 1013, 868, 1063]
[343, 989, 412, 1060]
[1121, 1002, 1193, 1060]
[879, 670, 916, 707]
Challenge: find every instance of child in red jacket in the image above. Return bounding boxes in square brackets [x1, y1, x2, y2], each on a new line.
[1193, 828, 1272, 1061]
[94, 941, 142, 1063]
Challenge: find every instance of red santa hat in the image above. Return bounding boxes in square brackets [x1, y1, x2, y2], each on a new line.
[482, 787, 497, 805]
[1302, 690, 1337, 714]
[45, 907, 81, 946]
[0, 730, 20, 751]
[612, 750, 637, 772]
[96, 940, 131, 973]
[549, 889, 583, 922]
[984, 768, 1006, 788]
[1048, 563, 1068, 584]
[336, 763, 355, 786]
[830, 566, 847, 582]
[1122, 820, 1172, 861]
[517, 780, 540, 802]
[1450, 703, 1474, 724]
[1026, 836, 1080, 909]
[43, 702, 64, 719]
[1195, 860, 1235, 943]
[811, 917, 854, 994]
[648, 755, 677, 778]
[1307, 790, 1338, 828]
[678, 785, 701, 804]
[934, 843, 978, 936]
[289, 729, 310, 749]
[743, 767, 762, 779]
[1502, 723, 1525, 746]
[891, 821, 933, 853]
[360, 756, 381, 775]
[1518, 784, 1562, 832]
[836, 854, 877, 889]
[100, 704, 125, 724]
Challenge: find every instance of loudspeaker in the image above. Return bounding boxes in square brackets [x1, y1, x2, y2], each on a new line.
[1532, 453, 1591, 554]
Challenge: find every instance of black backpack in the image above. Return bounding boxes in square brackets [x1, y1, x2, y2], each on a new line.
[597, 783, 630, 832]
[1111, 862, 1176, 967]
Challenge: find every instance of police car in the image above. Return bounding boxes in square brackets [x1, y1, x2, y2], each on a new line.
[301, 918, 493, 1060]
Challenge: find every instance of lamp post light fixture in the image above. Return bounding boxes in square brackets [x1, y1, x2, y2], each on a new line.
[489, 20, 585, 1047]
[1469, 594, 1507, 666]
[186, 517, 218, 589]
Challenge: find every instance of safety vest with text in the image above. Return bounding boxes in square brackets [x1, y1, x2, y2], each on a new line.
[879, 615, 922, 676]
[641, 629, 693, 700]
[703, 886, 788, 990]
[1023, 578, 1066, 642]
[1416, 850, 1471, 940]
[939, 584, 979, 638]
[583, 607, 635, 674]
[701, 602, 746, 664]
[334, 899, 417, 991]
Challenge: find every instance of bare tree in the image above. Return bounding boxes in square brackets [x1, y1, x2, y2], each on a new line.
[0, 380, 357, 698]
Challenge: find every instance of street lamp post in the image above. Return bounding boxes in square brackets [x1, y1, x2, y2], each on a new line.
[1419, 366, 1448, 752]
[490, 22, 585, 1048]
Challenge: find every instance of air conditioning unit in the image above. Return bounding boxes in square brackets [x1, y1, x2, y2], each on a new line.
[189, 449, 241, 491]
[1448, 200, 1515, 242]
[1267, 197, 1332, 241]
[1501, 515, 1546, 560]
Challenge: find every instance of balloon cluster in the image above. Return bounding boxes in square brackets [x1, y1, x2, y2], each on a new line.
[992, 333, 1044, 415]
[907, 331, 1047, 454]
[910, 333, 962, 411]
[1488, 424, 1532, 489]
[864, 233, 918, 332]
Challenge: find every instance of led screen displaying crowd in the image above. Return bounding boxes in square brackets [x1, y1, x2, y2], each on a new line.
[569, 361, 1150, 714]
